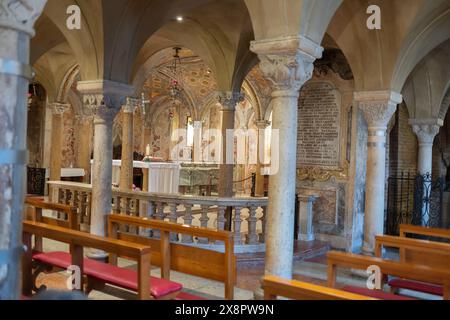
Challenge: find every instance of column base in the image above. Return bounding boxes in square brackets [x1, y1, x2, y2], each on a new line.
[86, 249, 109, 262]
[297, 234, 315, 242]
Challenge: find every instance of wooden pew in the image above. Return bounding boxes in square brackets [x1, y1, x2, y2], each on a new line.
[22, 221, 182, 300]
[107, 214, 236, 300]
[262, 275, 377, 300]
[376, 227, 450, 296]
[327, 251, 450, 300]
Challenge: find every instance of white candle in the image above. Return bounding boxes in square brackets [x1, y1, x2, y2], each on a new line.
[146, 144, 150, 156]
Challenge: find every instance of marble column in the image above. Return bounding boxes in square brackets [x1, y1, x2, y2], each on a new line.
[217, 92, 244, 197]
[120, 99, 138, 190]
[75, 114, 93, 183]
[410, 119, 443, 175]
[49, 103, 69, 181]
[0, 0, 47, 300]
[250, 36, 323, 279]
[255, 120, 271, 197]
[355, 91, 403, 254]
[77, 81, 134, 259]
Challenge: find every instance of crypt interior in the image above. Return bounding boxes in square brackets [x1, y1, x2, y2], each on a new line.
[0, 0, 450, 301]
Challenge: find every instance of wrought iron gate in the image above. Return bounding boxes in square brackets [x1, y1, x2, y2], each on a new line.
[386, 172, 447, 236]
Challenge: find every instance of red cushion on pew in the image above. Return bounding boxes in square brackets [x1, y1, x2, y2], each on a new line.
[32, 252, 182, 299]
[175, 292, 208, 300]
[342, 285, 417, 300]
[388, 278, 443, 296]
[83, 258, 182, 298]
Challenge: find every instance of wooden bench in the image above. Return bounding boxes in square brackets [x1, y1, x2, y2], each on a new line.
[22, 221, 182, 300]
[107, 214, 236, 300]
[262, 275, 377, 300]
[376, 225, 450, 296]
[327, 251, 450, 300]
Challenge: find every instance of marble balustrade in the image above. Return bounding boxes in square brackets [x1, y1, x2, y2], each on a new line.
[47, 181, 268, 250]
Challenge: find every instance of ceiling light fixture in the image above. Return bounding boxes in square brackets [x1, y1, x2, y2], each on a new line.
[176, 16, 183, 22]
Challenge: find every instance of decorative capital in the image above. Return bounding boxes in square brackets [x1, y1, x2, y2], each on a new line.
[254, 120, 271, 129]
[217, 91, 245, 111]
[410, 119, 442, 145]
[250, 36, 323, 94]
[75, 113, 93, 126]
[355, 91, 403, 128]
[49, 102, 69, 115]
[77, 80, 134, 123]
[0, 0, 47, 36]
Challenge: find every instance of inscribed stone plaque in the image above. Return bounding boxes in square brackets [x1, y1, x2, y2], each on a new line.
[298, 82, 341, 168]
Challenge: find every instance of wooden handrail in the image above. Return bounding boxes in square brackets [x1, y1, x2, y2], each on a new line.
[107, 214, 235, 300]
[108, 214, 232, 241]
[399, 224, 450, 240]
[262, 275, 377, 300]
[22, 221, 152, 300]
[327, 251, 450, 299]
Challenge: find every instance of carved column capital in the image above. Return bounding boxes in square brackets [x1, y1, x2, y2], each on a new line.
[217, 91, 245, 111]
[75, 113, 93, 126]
[77, 80, 135, 124]
[355, 91, 403, 129]
[250, 36, 323, 95]
[254, 119, 271, 130]
[410, 119, 443, 146]
[0, 0, 46, 35]
[48, 102, 69, 115]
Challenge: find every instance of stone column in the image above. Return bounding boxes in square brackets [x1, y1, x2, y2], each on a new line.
[77, 81, 134, 259]
[120, 99, 138, 190]
[49, 103, 69, 182]
[410, 119, 442, 175]
[217, 92, 244, 197]
[355, 91, 403, 254]
[410, 119, 442, 226]
[250, 36, 323, 279]
[0, 0, 47, 300]
[75, 114, 93, 183]
[255, 120, 271, 197]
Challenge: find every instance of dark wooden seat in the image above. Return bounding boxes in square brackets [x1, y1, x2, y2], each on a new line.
[22, 221, 182, 300]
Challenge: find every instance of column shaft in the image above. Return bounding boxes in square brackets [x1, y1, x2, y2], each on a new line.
[265, 92, 299, 278]
[0, 0, 47, 300]
[219, 108, 236, 197]
[120, 108, 134, 189]
[356, 91, 402, 254]
[75, 116, 93, 183]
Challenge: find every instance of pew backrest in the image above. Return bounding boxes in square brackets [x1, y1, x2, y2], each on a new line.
[399, 224, 450, 241]
[375, 235, 450, 269]
[22, 220, 152, 299]
[107, 214, 236, 300]
[262, 275, 377, 300]
[326, 251, 450, 299]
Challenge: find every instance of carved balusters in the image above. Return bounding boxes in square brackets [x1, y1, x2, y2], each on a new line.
[129, 198, 139, 234]
[198, 205, 210, 244]
[182, 204, 194, 243]
[260, 206, 267, 243]
[169, 203, 178, 241]
[246, 206, 258, 244]
[233, 207, 243, 245]
[112, 196, 121, 214]
[153, 202, 165, 239]
[216, 206, 227, 244]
